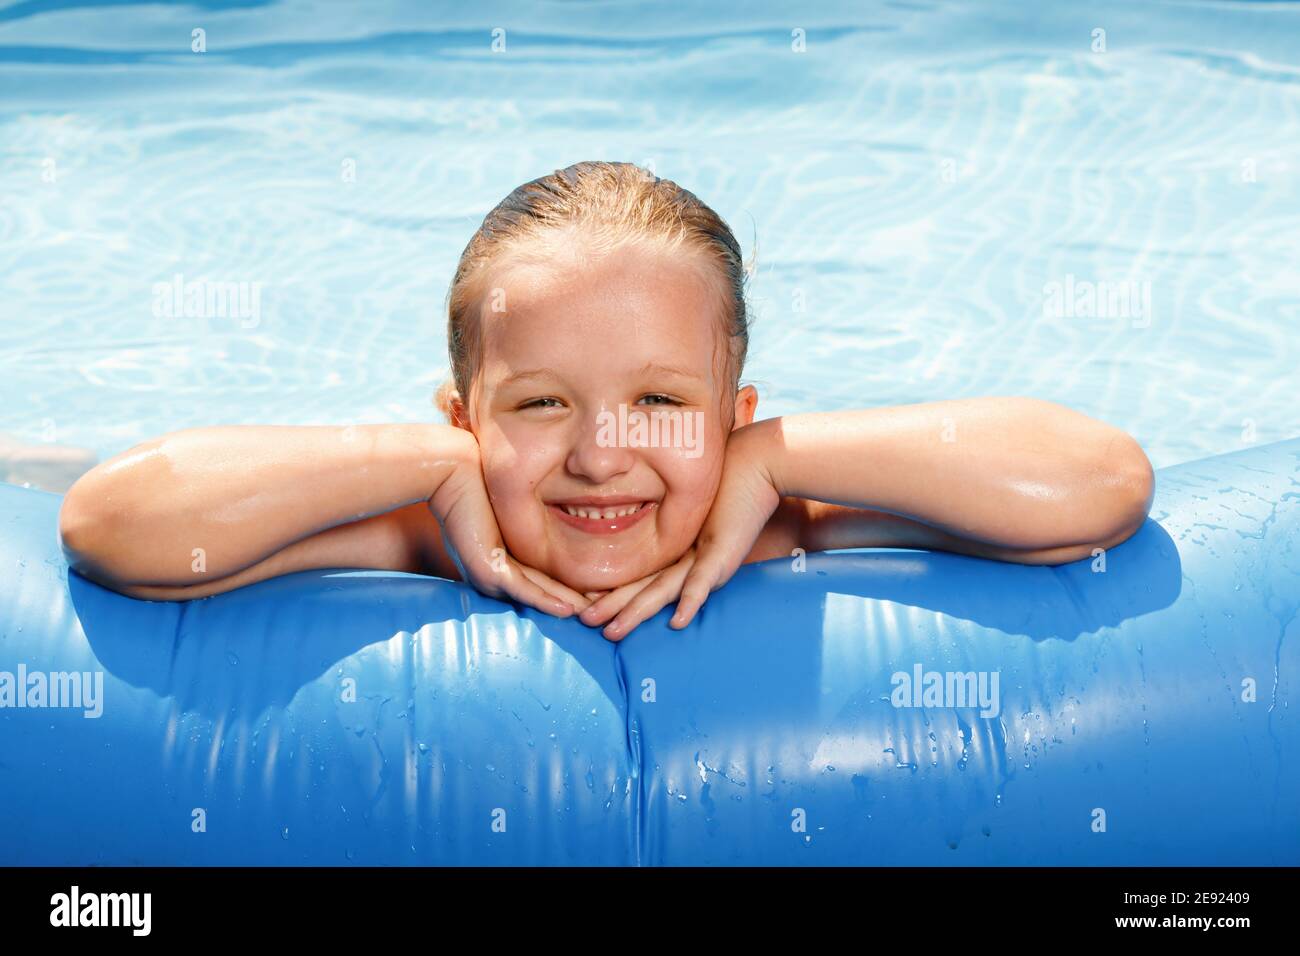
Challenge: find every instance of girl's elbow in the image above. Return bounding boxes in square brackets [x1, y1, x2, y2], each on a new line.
[58, 491, 109, 576]
[1107, 433, 1155, 540]
[58, 488, 147, 597]
[1022, 438, 1153, 559]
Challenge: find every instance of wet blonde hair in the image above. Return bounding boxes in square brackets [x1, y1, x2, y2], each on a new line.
[435, 160, 751, 426]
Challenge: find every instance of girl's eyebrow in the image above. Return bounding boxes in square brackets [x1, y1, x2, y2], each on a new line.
[497, 361, 703, 389]
[496, 368, 557, 389]
[637, 361, 704, 382]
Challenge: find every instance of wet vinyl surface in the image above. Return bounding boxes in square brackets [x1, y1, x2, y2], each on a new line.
[2, 438, 1295, 864]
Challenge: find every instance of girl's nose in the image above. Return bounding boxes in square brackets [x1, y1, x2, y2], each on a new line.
[565, 411, 636, 484]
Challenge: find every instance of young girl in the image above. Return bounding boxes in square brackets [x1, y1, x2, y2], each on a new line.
[58, 161, 1155, 641]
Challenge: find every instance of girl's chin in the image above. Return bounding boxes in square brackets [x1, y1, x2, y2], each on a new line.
[548, 562, 655, 594]
[542, 549, 682, 594]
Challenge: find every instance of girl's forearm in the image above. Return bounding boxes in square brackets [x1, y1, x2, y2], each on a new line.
[798, 501, 1131, 565]
[58, 423, 473, 588]
[754, 397, 1154, 553]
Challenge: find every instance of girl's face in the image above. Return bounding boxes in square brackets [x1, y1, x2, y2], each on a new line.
[456, 237, 757, 593]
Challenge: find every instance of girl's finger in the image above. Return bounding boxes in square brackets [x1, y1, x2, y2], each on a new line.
[604, 557, 695, 641]
[579, 575, 656, 626]
[494, 561, 575, 618]
[581, 548, 695, 627]
[516, 563, 594, 612]
[670, 560, 719, 629]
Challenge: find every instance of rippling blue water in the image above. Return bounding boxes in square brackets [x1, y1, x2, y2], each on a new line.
[1, 0, 1296, 470]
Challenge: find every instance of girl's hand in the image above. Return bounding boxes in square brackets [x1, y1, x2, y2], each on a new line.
[580, 425, 782, 641]
[578, 547, 698, 641]
[672, 426, 781, 629]
[428, 435, 593, 618]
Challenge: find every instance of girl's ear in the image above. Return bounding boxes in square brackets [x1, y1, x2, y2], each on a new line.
[731, 383, 759, 430]
[435, 380, 474, 431]
[448, 391, 472, 431]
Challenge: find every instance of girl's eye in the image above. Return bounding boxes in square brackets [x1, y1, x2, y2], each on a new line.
[520, 397, 563, 410]
[638, 394, 683, 406]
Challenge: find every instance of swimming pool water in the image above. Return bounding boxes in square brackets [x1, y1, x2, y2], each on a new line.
[1, 0, 1296, 470]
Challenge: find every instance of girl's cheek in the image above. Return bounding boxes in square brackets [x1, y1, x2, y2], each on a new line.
[482, 441, 554, 529]
[656, 440, 724, 492]
[650, 453, 723, 542]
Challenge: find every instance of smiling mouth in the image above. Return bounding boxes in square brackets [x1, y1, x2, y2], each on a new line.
[547, 500, 657, 535]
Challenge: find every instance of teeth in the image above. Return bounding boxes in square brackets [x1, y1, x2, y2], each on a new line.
[561, 502, 645, 519]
